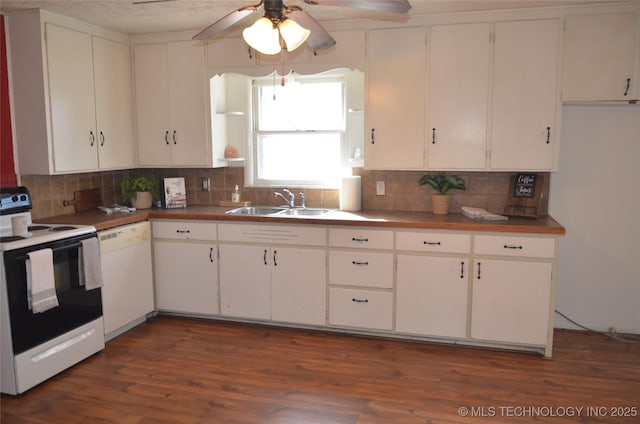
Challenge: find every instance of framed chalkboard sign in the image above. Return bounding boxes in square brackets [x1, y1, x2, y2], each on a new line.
[513, 173, 537, 198]
[504, 173, 542, 218]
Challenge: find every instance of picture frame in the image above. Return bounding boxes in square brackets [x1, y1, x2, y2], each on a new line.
[161, 177, 187, 209]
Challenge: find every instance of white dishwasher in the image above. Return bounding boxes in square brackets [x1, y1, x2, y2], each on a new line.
[99, 221, 154, 341]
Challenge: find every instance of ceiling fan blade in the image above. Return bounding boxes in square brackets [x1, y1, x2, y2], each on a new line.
[303, 0, 411, 14]
[193, 8, 255, 40]
[285, 9, 336, 51]
[132, 0, 176, 4]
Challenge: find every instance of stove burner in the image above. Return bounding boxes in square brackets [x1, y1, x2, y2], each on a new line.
[28, 225, 50, 231]
[49, 226, 77, 232]
[0, 235, 26, 242]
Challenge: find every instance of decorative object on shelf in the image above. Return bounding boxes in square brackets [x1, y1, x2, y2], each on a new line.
[418, 172, 466, 215]
[161, 177, 187, 209]
[224, 146, 239, 159]
[504, 173, 542, 218]
[120, 176, 160, 210]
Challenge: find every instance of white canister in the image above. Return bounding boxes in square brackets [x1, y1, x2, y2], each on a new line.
[11, 216, 28, 236]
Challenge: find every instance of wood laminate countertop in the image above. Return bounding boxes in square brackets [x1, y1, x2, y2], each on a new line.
[35, 206, 566, 235]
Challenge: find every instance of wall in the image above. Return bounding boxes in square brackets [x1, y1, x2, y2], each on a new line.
[23, 168, 547, 220]
[550, 105, 640, 334]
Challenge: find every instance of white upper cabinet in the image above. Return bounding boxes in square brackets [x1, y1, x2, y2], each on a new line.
[427, 23, 490, 170]
[365, 27, 426, 170]
[563, 13, 639, 102]
[44, 24, 98, 173]
[135, 41, 211, 167]
[7, 10, 135, 174]
[92, 36, 136, 169]
[490, 19, 562, 171]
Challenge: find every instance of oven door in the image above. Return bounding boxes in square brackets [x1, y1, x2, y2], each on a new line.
[3, 233, 103, 355]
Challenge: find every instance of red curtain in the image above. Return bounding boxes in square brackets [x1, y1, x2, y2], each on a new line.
[1, 15, 18, 187]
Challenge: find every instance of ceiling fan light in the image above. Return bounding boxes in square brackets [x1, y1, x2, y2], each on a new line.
[278, 18, 311, 52]
[243, 17, 281, 55]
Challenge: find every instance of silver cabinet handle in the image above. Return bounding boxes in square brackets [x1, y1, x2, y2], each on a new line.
[352, 298, 368, 303]
[209, 247, 214, 263]
[352, 261, 369, 266]
[89, 131, 95, 146]
[165, 130, 170, 145]
[99, 131, 105, 146]
[172, 130, 177, 145]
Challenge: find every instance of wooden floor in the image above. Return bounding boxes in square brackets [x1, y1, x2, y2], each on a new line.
[2, 316, 638, 424]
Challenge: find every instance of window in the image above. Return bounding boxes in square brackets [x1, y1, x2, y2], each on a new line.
[248, 70, 358, 188]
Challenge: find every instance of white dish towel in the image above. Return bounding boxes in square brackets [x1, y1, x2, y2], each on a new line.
[79, 237, 104, 290]
[26, 248, 59, 313]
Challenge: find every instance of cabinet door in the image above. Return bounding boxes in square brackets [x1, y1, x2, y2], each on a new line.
[427, 23, 490, 169]
[167, 41, 210, 166]
[563, 13, 639, 102]
[45, 24, 98, 172]
[93, 37, 135, 169]
[154, 241, 219, 314]
[396, 255, 468, 338]
[134, 43, 172, 166]
[219, 244, 271, 320]
[366, 27, 426, 169]
[490, 19, 561, 170]
[471, 259, 552, 345]
[271, 247, 326, 326]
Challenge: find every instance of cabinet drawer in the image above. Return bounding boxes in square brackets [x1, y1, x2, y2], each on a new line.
[474, 235, 555, 258]
[329, 228, 393, 250]
[152, 220, 217, 241]
[329, 288, 393, 331]
[329, 251, 393, 289]
[218, 223, 326, 246]
[396, 231, 470, 254]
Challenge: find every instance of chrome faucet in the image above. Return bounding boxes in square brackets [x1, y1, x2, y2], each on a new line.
[299, 192, 306, 208]
[274, 189, 295, 208]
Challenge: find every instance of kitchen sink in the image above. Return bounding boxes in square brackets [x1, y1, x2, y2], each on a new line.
[225, 206, 334, 217]
[278, 208, 333, 217]
[225, 206, 286, 216]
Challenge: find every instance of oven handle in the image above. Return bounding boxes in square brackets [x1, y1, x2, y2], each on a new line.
[13, 242, 84, 262]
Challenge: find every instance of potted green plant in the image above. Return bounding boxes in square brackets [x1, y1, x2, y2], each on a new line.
[120, 176, 160, 209]
[418, 172, 466, 215]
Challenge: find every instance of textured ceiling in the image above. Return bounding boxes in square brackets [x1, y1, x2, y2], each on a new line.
[0, 1, 626, 36]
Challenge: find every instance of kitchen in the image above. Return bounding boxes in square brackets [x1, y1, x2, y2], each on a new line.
[1, 0, 639, 422]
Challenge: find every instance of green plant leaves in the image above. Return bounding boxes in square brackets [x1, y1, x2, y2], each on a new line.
[418, 172, 466, 194]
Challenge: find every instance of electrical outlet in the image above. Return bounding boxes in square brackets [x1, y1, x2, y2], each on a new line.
[201, 177, 210, 192]
[376, 180, 385, 195]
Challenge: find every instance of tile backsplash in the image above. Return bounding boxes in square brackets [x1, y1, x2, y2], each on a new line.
[22, 168, 549, 220]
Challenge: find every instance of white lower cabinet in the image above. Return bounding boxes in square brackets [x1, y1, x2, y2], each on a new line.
[328, 227, 394, 331]
[471, 259, 552, 346]
[218, 223, 327, 326]
[154, 241, 219, 315]
[329, 288, 393, 331]
[149, 220, 561, 356]
[396, 255, 468, 338]
[470, 234, 555, 348]
[152, 221, 219, 315]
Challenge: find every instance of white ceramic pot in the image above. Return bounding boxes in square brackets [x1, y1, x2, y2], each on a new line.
[131, 191, 153, 209]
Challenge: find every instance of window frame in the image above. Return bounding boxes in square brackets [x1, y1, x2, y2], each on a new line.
[247, 70, 352, 189]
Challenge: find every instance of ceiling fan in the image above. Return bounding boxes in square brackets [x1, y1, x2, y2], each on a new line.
[190, 0, 412, 53]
